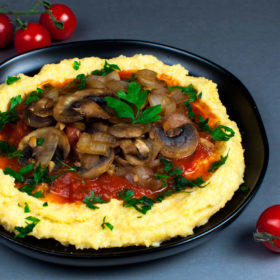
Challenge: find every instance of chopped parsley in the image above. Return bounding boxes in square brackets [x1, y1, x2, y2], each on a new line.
[24, 202, 30, 213]
[240, 185, 249, 192]
[92, 61, 120, 76]
[119, 189, 155, 214]
[37, 138, 44, 146]
[83, 190, 108, 210]
[73, 60, 81, 70]
[14, 216, 40, 238]
[185, 101, 235, 141]
[73, 74, 86, 89]
[43, 202, 48, 207]
[0, 95, 22, 131]
[105, 82, 161, 124]
[208, 152, 229, 172]
[4, 164, 33, 182]
[6, 76, 20, 85]
[168, 84, 197, 102]
[101, 216, 114, 231]
[198, 92, 203, 99]
[0, 141, 23, 159]
[24, 88, 44, 105]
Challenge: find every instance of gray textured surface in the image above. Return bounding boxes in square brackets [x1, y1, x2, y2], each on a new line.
[0, 0, 279, 279]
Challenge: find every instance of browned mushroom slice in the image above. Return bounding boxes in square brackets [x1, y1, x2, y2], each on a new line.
[128, 166, 163, 190]
[105, 80, 128, 93]
[24, 98, 56, 128]
[162, 112, 190, 137]
[18, 127, 70, 167]
[86, 70, 120, 89]
[79, 149, 114, 179]
[135, 69, 166, 89]
[108, 123, 150, 138]
[53, 89, 112, 123]
[152, 124, 199, 159]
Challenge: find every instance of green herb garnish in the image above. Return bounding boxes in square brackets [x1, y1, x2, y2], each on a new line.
[73, 74, 86, 89]
[73, 60, 81, 70]
[105, 82, 161, 124]
[240, 185, 249, 192]
[127, 73, 137, 82]
[101, 216, 114, 231]
[168, 84, 197, 102]
[0, 141, 23, 159]
[198, 92, 203, 99]
[119, 189, 155, 214]
[24, 88, 44, 105]
[92, 61, 120, 76]
[24, 202, 30, 213]
[6, 76, 20, 85]
[0, 95, 22, 131]
[4, 164, 34, 182]
[209, 152, 229, 172]
[56, 157, 77, 172]
[83, 190, 108, 210]
[43, 202, 48, 207]
[37, 138, 44, 146]
[185, 101, 235, 141]
[14, 216, 40, 238]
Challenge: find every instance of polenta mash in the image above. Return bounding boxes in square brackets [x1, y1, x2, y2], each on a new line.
[0, 55, 244, 249]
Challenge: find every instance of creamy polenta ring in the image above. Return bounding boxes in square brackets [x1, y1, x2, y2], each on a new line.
[0, 55, 244, 249]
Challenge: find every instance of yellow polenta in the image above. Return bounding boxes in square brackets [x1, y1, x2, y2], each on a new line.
[0, 55, 244, 249]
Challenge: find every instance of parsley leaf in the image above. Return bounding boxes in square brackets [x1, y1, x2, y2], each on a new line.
[6, 76, 20, 85]
[92, 61, 120, 76]
[14, 216, 40, 238]
[119, 189, 154, 214]
[104, 96, 135, 120]
[83, 190, 108, 210]
[208, 152, 229, 172]
[32, 164, 57, 185]
[101, 216, 114, 231]
[0, 141, 23, 159]
[73, 60, 81, 70]
[24, 202, 30, 213]
[43, 202, 48, 207]
[168, 84, 197, 102]
[24, 88, 44, 105]
[73, 74, 86, 89]
[185, 101, 235, 141]
[105, 82, 161, 124]
[117, 82, 148, 116]
[0, 95, 22, 131]
[134, 105, 161, 124]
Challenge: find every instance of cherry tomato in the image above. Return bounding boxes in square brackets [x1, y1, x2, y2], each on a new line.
[14, 22, 51, 54]
[39, 4, 77, 41]
[254, 205, 280, 253]
[0, 14, 13, 48]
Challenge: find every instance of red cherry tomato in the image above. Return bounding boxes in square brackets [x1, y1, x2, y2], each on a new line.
[39, 4, 77, 41]
[14, 22, 51, 54]
[254, 205, 280, 253]
[0, 14, 13, 48]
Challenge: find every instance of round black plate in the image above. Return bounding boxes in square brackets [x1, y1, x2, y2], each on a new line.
[0, 40, 269, 266]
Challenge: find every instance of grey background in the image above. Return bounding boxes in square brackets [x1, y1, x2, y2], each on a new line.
[0, 0, 279, 279]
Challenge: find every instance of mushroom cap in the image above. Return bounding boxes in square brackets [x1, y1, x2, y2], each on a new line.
[153, 123, 199, 159]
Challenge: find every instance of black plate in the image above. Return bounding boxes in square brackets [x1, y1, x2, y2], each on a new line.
[0, 40, 269, 266]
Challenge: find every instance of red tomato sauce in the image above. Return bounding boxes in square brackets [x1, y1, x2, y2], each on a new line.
[0, 71, 221, 204]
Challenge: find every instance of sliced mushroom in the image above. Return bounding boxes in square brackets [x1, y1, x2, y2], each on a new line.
[79, 149, 114, 179]
[108, 123, 150, 138]
[18, 127, 70, 167]
[53, 89, 112, 123]
[24, 98, 56, 128]
[152, 124, 199, 159]
[162, 112, 190, 137]
[136, 69, 166, 89]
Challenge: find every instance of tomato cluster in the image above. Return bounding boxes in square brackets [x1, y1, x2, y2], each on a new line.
[0, 3, 77, 54]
